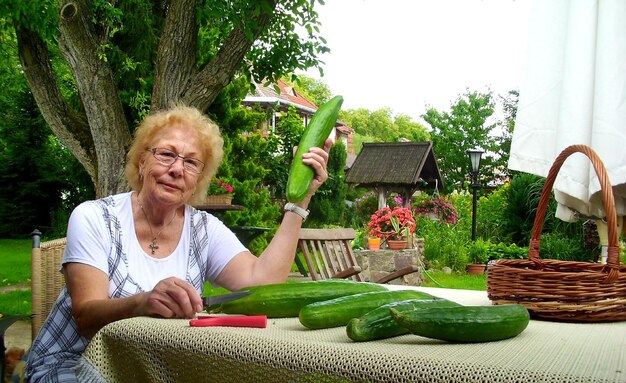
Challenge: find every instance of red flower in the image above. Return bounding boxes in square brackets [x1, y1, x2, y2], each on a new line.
[367, 206, 416, 240]
[207, 178, 234, 195]
[413, 196, 458, 225]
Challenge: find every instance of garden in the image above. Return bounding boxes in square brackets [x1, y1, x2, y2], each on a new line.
[349, 172, 622, 279]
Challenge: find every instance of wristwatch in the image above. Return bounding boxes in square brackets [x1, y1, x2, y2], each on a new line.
[284, 202, 309, 221]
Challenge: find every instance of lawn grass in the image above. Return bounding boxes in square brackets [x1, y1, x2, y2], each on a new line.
[0, 239, 32, 316]
[0, 239, 31, 287]
[420, 270, 487, 291]
[0, 290, 31, 316]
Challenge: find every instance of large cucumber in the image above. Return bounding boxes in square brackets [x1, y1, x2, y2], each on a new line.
[346, 298, 461, 342]
[390, 304, 530, 343]
[286, 95, 344, 202]
[299, 290, 436, 329]
[209, 279, 386, 318]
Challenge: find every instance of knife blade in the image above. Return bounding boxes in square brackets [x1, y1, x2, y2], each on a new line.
[203, 290, 251, 307]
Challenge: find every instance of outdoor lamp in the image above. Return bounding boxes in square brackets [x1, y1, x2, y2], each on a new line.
[467, 149, 483, 174]
[466, 148, 484, 241]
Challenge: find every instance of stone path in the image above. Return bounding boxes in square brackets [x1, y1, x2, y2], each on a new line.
[1, 284, 33, 351]
[4, 318, 31, 351]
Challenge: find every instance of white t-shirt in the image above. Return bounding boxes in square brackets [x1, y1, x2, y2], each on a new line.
[63, 192, 246, 293]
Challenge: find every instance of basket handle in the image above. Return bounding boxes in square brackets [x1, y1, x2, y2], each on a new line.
[528, 145, 620, 280]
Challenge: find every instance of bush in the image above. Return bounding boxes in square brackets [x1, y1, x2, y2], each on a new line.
[539, 232, 594, 262]
[353, 191, 402, 227]
[415, 215, 470, 272]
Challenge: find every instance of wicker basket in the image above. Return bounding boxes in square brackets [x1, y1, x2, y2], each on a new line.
[204, 194, 233, 205]
[487, 145, 626, 322]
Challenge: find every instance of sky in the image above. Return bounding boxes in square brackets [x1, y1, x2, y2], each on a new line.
[302, 0, 533, 123]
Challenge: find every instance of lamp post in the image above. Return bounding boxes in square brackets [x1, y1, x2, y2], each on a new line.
[467, 149, 484, 241]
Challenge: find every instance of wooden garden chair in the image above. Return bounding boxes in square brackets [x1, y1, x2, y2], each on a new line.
[298, 228, 419, 284]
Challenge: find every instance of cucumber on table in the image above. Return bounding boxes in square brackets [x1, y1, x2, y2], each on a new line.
[390, 304, 530, 343]
[299, 290, 437, 329]
[286, 95, 343, 203]
[208, 279, 386, 318]
[346, 298, 461, 342]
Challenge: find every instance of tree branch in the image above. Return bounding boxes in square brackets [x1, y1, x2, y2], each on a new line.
[182, 0, 277, 111]
[16, 25, 97, 185]
[151, 0, 199, 110]
[58, 0, 131, 196]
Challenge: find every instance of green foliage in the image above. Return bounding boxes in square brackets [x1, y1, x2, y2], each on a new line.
[539, 232, 593, 262]
[476, 185, 510, 243]
[235, 0, 330, 90]
[265, 105, 305, 200]
[283, 74, 331, 106]
[467, 239, 491, 264]
[421, 90, 506, 192]
[0, 85, 93, 238]
[340, 108, 429, 143]
[352, 191, 402, 227]
[467, 239, 527, 264]
[207, 83, 282, 254]
[497, 90, 518, 161]
[0, 0, 57, 41]
[415, 215, 470, 272]
[501, 174, 546, 246]
[307, 142, 348, 226]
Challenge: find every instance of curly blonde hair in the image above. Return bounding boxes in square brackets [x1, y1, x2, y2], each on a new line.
[125, 104, 224, 205]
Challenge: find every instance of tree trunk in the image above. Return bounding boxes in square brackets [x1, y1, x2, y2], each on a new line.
[16, 0, 279, 198]
[16, 26, 96, 186]
[58, 0, 131, 197]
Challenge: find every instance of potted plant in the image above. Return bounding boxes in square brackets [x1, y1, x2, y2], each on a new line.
[413, 196, 459, 225]
[367, 206, 416, 250]
[467, 239, 490, 275]
[206, 178, 234, 205]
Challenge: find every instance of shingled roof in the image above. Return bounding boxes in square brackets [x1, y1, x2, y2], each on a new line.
[345, 142, 444, 198]
[242, 79, 318, 114]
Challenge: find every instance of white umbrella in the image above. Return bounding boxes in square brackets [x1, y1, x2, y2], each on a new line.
[509, 0, 626, 261]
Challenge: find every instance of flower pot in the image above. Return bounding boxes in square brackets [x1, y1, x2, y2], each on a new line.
[368, 237, 381, 252]
[387, 239, 408, 250]
[467, 263, 486, 275]
[205, 194, 233, 205]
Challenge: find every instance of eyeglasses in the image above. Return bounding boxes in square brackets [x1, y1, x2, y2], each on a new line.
[148, 148, 205, 174]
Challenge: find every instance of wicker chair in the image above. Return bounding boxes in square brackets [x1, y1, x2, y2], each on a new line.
[30, 230, 66, 340]
[298, 228, 419, 284]
[0, 231, 66, 380]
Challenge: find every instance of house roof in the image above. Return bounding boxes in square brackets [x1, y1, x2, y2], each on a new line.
[242, 79, 318, 113]
[345, 141, 444, 191]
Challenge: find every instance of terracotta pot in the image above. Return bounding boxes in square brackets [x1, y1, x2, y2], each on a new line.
[368, 237, 381, 251]
[387, 239, 408, 250]
[467, 263, 486, 275]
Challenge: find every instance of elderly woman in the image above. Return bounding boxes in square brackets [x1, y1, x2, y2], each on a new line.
[25, 105, 331, 382]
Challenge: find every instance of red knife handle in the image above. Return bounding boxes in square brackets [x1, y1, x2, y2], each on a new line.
[189, 315, 267, 328]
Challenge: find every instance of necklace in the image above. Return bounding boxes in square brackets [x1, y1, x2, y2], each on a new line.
[136, 194, 177, 255]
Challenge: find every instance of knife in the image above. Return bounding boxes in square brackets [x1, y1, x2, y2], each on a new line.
[189, 315, 267, 328]
[202, 290, 251, 307]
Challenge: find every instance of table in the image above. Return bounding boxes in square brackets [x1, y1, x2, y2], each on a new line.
[193, 204, 244, 213]
[76, 286, 626, 383]
[193, 205, 273, 249]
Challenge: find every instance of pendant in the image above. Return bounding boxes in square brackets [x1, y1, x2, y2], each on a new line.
[149, 238, 159, 255]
